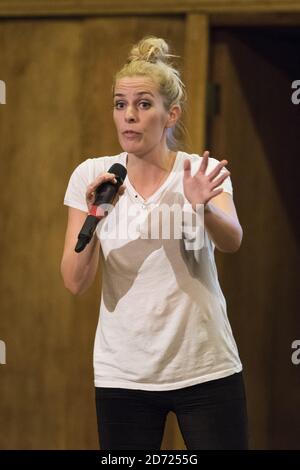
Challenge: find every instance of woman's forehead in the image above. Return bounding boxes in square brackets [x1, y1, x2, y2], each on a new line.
[114, 76, 159, 95]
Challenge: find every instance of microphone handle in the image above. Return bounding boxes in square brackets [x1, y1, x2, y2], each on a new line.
[75, 180, 120, 253]
[74, 215, 100, 253]
[94, 178, 122, 205]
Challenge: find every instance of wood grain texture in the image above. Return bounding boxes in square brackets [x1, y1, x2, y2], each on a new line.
[0, 15, 188, 450]
[1, 0, 300, 17]
[184, 13, 209, 154]
[208, 27, 300, 449]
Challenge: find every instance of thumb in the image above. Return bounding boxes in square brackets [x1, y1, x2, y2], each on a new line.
[183, 159, 191, 178]
[112, 184, 126, 206]
[118, 184, 126, 195]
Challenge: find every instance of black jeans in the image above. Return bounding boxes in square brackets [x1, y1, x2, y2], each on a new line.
[95, 372, 248, 450]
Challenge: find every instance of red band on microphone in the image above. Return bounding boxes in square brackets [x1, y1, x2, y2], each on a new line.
[88, 205, 105, 218]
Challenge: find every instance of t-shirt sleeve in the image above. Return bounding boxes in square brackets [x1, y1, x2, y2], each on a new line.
[63, 159, 91, 212]
[206, 156, 233, 195]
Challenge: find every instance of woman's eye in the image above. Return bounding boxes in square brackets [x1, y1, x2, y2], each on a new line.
[114, 101, 125, 109]
[139, 101, 151, 109]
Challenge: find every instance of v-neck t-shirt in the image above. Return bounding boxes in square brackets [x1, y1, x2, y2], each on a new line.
[64, 151, 242, 391]
[125, 151, 179, 205]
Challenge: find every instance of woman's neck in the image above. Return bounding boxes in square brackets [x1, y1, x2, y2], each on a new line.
[126, 147, 176, 184]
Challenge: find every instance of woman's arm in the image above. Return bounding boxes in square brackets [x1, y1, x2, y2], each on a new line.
[204, 192, 243, 253]
[183, 150, 243, 253]
[60, 207, 101, 295]
[61, 170, 126, 295]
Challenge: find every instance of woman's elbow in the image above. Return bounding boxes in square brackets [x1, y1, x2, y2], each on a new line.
[64, 281, 81, 296]
[218, 225, 243, 253]
[60, 264, 84, 296]
[62, 278, 86, 296]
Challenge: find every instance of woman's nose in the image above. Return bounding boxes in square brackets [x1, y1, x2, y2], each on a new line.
[125, 106, 137, 122]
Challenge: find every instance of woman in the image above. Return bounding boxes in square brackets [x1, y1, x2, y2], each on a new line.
[61, 36, 248, 450]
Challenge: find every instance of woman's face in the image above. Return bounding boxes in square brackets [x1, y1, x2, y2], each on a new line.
[113, 76, 179, 156]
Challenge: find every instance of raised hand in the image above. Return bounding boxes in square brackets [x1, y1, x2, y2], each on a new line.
[183, 150, 230, 210]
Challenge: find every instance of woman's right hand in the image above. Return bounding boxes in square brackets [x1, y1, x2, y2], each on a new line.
[86, 172, 126, 216]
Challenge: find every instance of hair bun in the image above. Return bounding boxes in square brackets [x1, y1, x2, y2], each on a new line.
[128, 36, 174, 64]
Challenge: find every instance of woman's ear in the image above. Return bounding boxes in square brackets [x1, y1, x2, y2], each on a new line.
[166, 105, 181, 128]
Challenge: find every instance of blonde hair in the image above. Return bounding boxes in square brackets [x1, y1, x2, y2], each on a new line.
[112, 36, 187, 151]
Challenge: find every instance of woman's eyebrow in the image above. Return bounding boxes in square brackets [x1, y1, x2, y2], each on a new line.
[136, 91, 155, 97]
[113, 91, 155, 98]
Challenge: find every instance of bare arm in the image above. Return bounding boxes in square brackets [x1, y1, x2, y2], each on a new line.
[60, 207, 101, 295]
[183, 150, 242, 253]
[204, 192, 243, 253]
[60, 170, 126, 295]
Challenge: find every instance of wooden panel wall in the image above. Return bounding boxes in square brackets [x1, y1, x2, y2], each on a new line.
[0, 15, 187, 449]
[184, 14, 209, 154]
[1, 0, 300, 17]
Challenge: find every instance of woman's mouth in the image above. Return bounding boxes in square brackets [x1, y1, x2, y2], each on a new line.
[122, 131, 141, 140]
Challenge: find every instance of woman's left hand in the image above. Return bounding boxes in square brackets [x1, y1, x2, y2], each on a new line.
[183, 150, 230, 211]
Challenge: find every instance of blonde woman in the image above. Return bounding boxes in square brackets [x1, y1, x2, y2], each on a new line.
[61, 36, 248, 450]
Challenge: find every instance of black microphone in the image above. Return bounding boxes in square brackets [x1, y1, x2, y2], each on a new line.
[75, 163, 127, 253]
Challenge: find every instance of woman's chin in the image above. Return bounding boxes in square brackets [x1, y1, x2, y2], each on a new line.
[121, 142, 143, 154]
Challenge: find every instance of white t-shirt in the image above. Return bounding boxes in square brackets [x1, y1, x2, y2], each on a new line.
[64, 150, 242, 391]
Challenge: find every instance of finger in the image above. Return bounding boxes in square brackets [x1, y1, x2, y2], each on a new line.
[211, 171, 230, 189]
[112, 183, 127, 203]
[111, 194, 118, 206]
[208, 160, 228, 182]
[87, 179, 123, 209]
[183, 159, 191, 178]
[118, 185, 126, 194]
[96, 172, 116, 185]
[88, 173, 117, 192]
[112, 191, 121, 205]
[198, 150, 210, 173]
[95, 172, 116, 184]
[86, 187, 96, 201]
[101, 173, 118, 185]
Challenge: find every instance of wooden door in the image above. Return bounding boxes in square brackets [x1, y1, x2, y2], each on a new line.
[208, 27, 300, 449]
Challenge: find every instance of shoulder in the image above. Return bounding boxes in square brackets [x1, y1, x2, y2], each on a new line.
[69, 152, 126, 183]
[178, 151, 222, 174]
[63, 152, 127, 211]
